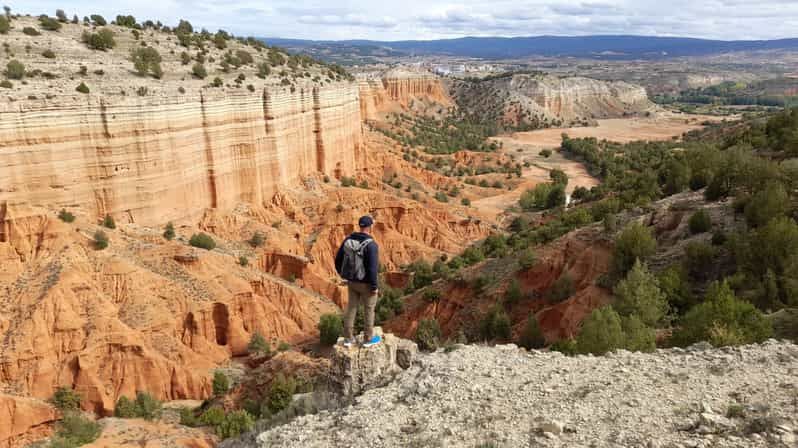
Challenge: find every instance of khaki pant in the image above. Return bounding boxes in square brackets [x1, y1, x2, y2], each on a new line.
[343, 282, 378, 342]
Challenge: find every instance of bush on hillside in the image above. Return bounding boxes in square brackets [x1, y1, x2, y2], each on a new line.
[318, 314, 342, 345]
[50, 387, 82, 411]
[688, 209, 712, 234]
[478, 305, 511, 341]
[75, 82, 90, 94]
[93, 230, 108, 250]
[112, 392, 162, 420]
[189, 233, 215, 250]
[50, 413, 101, 447]
[415, 318, 442, 351]
[518, 247, 537, 270]
[576, 306, 625, 355]
[42, 49, 56, 59]
[58, 209, 76, 223]
[216, 410, 255, 440]
[90, 14, 106, 26]
[248, 231, 265, 247]
[113, 396, 137, 418]
[504, 279, 523, 306]
[518, 314, 545, 349]
[621, 314, 656, 353]
[38, 15, 62, 31]
[611, 223, 657, 277]
[546, 273, 575, 304]
[22, 27, 41, 36]
[613, 259, 669, 327]
[0, 16, 8, 34]
[102, 214, 115, 229]
[192, 63, 207, 79]
[671, 281, 773, 347]
[163, 222, 175, 240]
[264, 374, 296, 415]
[83, 28, 116, 51]
[6, 60, 24, 79]
[131, 47, 162, 78]
[200, 407, 225, 427]
[685, 241, 716, 279]
[212, 371, 229, 396]
[247, 332, 271, 356]
[744, 181, 789, 228]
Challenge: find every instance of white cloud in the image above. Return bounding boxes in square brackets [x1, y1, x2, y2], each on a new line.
[17, 0, 798, 40]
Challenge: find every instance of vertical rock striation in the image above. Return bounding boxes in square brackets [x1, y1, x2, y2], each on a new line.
[0, 84, 362, 225]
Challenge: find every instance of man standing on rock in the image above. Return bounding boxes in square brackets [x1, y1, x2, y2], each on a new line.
[335, 215, 382, 348]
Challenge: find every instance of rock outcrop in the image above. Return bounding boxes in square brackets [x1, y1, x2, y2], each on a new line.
[0, 86, 362, 225]
[237, 341, 798, 447]
[0, 395, 57, 448]
[450, 73, 653, 128]
[329, 328, 418, 398]
[358, 69, 451, 121]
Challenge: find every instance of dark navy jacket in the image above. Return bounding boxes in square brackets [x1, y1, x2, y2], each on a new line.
[335, 232, 379, 291]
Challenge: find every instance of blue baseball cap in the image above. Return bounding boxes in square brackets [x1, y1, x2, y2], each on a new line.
[358, 215, 374, 228]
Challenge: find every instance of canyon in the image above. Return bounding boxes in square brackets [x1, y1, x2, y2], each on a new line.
[0, 16, 673, 446]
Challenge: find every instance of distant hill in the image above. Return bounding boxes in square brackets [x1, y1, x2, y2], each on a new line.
[264, 35, 798, 61]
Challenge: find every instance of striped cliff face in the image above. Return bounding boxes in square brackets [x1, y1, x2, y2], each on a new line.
[0, 83, 363, 225]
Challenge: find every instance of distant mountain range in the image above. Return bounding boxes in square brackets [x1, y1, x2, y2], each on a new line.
[264, 35, 798, 61]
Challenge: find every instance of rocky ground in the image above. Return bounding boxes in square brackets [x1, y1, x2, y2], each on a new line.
[245, 340, 798, 448]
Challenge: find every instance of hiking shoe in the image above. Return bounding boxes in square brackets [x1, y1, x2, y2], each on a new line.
[362, 335, 382, 348]
[342, 339, 354, 348]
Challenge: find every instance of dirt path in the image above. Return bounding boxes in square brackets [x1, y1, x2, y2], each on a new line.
[471, 114, 721, 217]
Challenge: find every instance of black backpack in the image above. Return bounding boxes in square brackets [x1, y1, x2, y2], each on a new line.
[339, 237, 373, 282]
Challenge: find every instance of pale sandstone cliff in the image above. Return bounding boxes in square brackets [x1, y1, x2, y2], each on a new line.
[0, 84, 362, 225]
[450, 73, 653, 127]
[358, 69, 451, 121]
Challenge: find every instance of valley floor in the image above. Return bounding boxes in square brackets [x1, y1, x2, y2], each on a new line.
[242, 341, 798, 448]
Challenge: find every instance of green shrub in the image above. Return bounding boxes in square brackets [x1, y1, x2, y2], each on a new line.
[238, 256, 248, 267]
[434, 191, 449, 203]
[163, 222, 175, 240]
[277, 341, 291, 351]
[518, 314, 545, 349]
[216, 410, 255, 440]
[422, 289, 441, 303]
[657, 264, 694, 314]
[211, 77, 223, 88]
[84, 28, 116, 51]
[90, 14, 106, 26]
[318, 314, 342, 345]
[192, 63, 207, 79]
[546, 273, 575, 304]
[539, 148, 552, 158]
[621, 314, 656, 352]
[504, 279, 523, 306]
[135, 392, 162, 420]
[745, 181, 789, 228]
[247, 332, 271, 356]
[461, 198, 471, 206]
[93, 230, 108, 250]
[50, 387, 82, 411]
[179, 407, 200, 427]
[102, 214, 115, 229]
[0, 16, 8, 34]
[248, 231, 265, 247]
[265, 375, 296, 414]
[189, 233, 216, 250]
[684, 241, 715, 279]
[42, 49, 56, 59]
[23, 27, 41, 36]
[257, 62, 271, 78]
[415, 318, 441, 351]
[75, 82, 90, 94]
[51, 413, 101, 446]
[115, 15, 137, 27]
[479, 305, 511, 341]
[611, 223, 657, 276]
[113, 396, 137, 418]
[549, 168, 568, 186]
[518, 247, 537, 270]
[613, 260, 669, 327]
[200, 407, 225, 427]
[38, 15, 62, 31]
[0, 80, 11, 89]
[6, 60, 24, 79]
[689, 209, 712, 234]
[58, 209, 75, 223]
[131, 47, 162, 77]
[576, 306, 625, 355]
[550, 338, 578, 355]
[212, 371, 230, 396]
[672, 281, 773, 347]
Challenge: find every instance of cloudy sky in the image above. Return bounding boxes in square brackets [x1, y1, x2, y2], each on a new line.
[20, 0, 798, 41]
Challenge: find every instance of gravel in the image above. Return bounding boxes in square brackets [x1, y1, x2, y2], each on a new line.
[249, 340, 798, 448]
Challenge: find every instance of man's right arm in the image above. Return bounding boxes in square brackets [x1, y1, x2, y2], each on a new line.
[334, 238, 346, 276]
